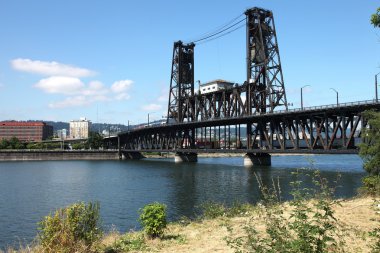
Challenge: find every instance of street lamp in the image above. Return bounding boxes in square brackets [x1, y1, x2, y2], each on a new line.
[148, 112, 155, 127]
[301, 85, 311, 110]
[376, 72, 380, 102]
[330, 88, 339, 106]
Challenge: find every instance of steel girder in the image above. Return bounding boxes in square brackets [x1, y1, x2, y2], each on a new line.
[167, 41, 195, 124]
[245, 7, 287, 115]
[118, 104, 377, 153]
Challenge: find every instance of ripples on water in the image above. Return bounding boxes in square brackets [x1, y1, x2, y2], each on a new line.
[0, 154, 365, 249]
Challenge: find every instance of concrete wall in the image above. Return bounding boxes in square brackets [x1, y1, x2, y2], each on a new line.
[0, 150, 119, 161]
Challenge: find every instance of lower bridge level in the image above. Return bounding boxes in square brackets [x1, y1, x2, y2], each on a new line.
[115, 100, 376, 166]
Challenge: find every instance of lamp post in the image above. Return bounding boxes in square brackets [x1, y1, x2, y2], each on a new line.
[330, 88, 339, 106]
[301, 85, 310, 110]
[148, 112, 155, 127]
[376, 72, 380, 102]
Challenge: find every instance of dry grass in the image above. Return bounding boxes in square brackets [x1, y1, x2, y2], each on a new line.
[99, 196, 379, 253]
[2, 197, 379, 253]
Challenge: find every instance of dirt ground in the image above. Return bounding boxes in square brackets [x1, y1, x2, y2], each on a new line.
[102, 196, 380, 253]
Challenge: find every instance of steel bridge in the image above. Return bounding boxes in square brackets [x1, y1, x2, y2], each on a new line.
[115, 7, 379, 165]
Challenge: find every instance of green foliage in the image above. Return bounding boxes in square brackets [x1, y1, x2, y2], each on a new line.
[105, 233, 146, 252]
[138, 202, 167, 238]
[38, 201, 102, 252]
[87, 132, 103, 149]
[361, 175, 380, 196]
[200, 202, 227, 219]
[200, 201, 252, 219]
[72, 143, 86, 150]
[359, 110, 380, 175]
[226, 169, 344, 253]
[0, 137, 25, 149]
[371, 7, 380, 27]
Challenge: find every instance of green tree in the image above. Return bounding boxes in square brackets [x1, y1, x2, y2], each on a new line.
[0, 139, 10, 149]
[371, 7, 380, 27]
[87, 132, 103, 149]
[359, 110, 380, 175]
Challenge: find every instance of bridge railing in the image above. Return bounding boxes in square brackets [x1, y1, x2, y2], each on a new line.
[271, 99, 379, 115]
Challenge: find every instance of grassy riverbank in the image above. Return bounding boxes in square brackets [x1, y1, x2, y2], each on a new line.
[3, 196, 379, 253]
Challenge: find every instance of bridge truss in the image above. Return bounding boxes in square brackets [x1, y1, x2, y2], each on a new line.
[116, 7, 380, 156]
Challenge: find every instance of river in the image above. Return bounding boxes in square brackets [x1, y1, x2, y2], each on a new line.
[0, 154, 365, 249]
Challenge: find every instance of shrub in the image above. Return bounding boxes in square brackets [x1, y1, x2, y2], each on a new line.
[226, 169, 344, 253]
[200, 202, 227, 219]
[38, 201, 102, 252]
[361, 175, 380, 196]
[200, 201, 252, 219]
[138, 202, 167, 238]
[105, 232, 146, 252]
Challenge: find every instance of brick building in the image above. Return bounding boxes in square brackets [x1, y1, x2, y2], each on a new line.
[0, 122, 53, 141]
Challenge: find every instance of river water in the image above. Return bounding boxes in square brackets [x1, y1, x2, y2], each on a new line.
[0, 154, 365, 249]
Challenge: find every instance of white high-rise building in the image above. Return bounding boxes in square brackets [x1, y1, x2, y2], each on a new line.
[69, 117, 92, 139]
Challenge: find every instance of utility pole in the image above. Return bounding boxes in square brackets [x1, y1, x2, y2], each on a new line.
[301, 85, 310, 110]
[330, 88, 339, 106]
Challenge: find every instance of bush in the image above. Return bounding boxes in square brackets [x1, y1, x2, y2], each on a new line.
[105, 232, 146, 252]
[361, 175, 380, 196]
[38, 201, 102, 252]
[200, 201, 252, 219]
[226, 169, 344, 253]
[138, 202, 167, 238]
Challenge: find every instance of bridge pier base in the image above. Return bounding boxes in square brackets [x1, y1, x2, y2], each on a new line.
[244, 153, 271, 166]
[174, 152, 198, 163]
[122, 152, 145, 160]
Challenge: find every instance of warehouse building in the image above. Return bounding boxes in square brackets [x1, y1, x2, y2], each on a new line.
[0, 121, 53, 141]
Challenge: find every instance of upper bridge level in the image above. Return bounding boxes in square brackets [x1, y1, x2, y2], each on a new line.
[117, 99, 380, 155]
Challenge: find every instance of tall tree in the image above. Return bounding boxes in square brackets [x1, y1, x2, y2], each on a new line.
[371, 7, 380, 27]
[359, 110, 380, 175]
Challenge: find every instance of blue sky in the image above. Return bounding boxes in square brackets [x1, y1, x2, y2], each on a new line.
[0, 0, 379, 125]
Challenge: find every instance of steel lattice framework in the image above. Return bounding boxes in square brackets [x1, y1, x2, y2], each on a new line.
[245, 7, 287, 115]
[114, 7, 380, 156]
[167, 41, 195, 124]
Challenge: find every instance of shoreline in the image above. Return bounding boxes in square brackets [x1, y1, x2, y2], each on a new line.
[0, 150, 354, 161]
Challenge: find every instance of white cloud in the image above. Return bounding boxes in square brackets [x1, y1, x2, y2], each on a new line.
[44, 79, 133, 108]
[34, 76, 85, 94]
[115, 93, 130, 100]
[142, 103, 162, 111]
[11, 58, 96, 77]
[49, 96, 89, 109]
[111, 80, 133, 93]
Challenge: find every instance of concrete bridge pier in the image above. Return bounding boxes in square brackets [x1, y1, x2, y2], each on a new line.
[174, 152, 198, 163]
[121, 151, 145, 160]
[244, 153, 271, 166]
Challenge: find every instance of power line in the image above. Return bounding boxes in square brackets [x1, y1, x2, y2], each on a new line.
[191, 18, 246, 44]
[185, 13, 244, 43]
[196, 22, 246, 45]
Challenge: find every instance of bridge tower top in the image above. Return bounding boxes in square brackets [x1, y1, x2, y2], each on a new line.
[245, 7, 288, 114]
[167, 41, 195, 123]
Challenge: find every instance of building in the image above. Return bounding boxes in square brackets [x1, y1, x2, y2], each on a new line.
[69, 117, 91, 139]
[0, 121, 53, 141]
[199, 79, 234, 94]
[56, 129, 68, 140]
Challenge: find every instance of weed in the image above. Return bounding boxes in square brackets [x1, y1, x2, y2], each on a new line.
[138, 202, 167, 238]
[38, 201, 102, 252]
[226, 169, 345, 253]
[104, 232, 146, 252]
